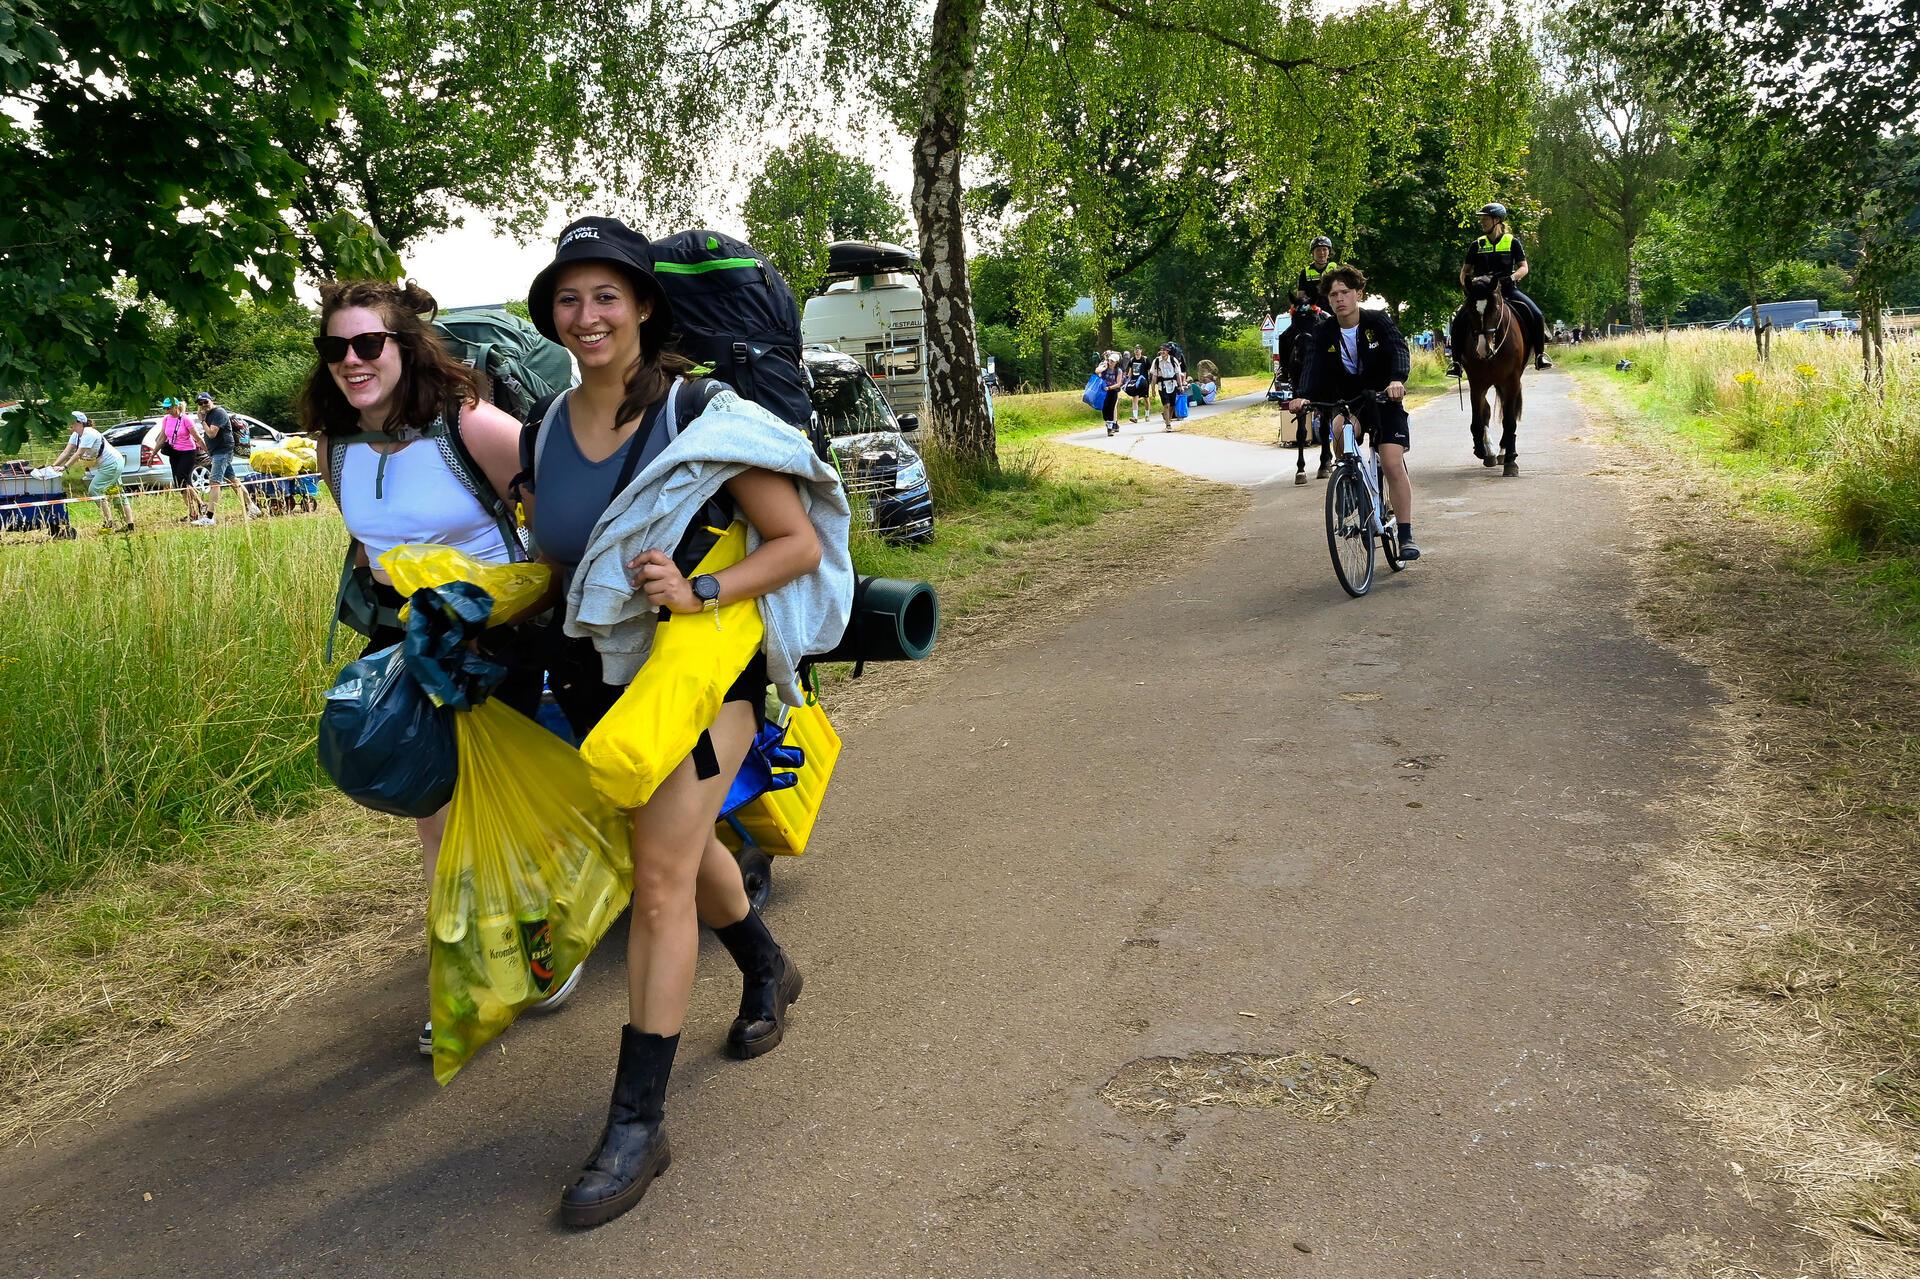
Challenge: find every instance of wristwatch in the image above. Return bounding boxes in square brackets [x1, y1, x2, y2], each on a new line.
[690, 573, 722, 626]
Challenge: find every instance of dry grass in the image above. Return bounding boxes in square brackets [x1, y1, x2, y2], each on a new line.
[1099, 1050, 1375, 1119]
[1579, 376, 1920, 1278]
[0, 446, 1244, 1147]
[0, 806, 418, 1146]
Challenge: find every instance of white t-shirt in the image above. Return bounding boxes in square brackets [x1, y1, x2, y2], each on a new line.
[69, 427, 108, 466]
[1338, 322, 1362, 374]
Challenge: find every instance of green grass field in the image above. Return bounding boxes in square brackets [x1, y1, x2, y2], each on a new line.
[1562, 331, 1920, 551]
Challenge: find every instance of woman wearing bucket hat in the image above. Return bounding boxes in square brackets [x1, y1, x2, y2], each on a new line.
[518, 216, 851, 1228]
[299, 279, 576, 1057]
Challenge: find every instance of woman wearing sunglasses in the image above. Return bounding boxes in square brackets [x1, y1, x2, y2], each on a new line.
[517, 218, 851, 1228]
[299, 279, 583, 1056]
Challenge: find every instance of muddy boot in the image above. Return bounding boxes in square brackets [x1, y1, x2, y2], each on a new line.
[714, 908, 803, 1059]
[560, 1028, 676, 1228]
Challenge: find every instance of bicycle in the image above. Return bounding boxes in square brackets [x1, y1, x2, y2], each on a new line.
[1305, 392, 1404, 597]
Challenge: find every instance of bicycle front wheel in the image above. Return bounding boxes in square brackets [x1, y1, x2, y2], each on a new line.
[1325, 464, 1375, 597]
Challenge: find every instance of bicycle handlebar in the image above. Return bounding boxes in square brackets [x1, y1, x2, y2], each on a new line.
[1299, 391, 1391, 413]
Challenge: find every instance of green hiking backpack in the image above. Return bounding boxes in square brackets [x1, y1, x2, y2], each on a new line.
[432, 308, 576, 421]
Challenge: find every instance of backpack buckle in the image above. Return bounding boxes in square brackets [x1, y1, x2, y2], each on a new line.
[732, 342, 749, 365]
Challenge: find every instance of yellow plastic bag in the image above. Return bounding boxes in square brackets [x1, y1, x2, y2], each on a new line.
[726, 699, 841, 856]
[380, 544, 553, 627]
[580, 521, 763, 810]
[429, 698, 631, 1084]
[250, 446, 294, 476]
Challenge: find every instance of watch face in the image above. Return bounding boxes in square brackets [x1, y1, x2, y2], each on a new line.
[694, 574, 720, 602]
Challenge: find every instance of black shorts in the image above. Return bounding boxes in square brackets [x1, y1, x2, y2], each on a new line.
[1361, 401, 1412, 452]
[167, 451, 198, 487]
[1159, 384, 1180, 405]
[542, 626, 769, 782]
[360, 580, 543, 718]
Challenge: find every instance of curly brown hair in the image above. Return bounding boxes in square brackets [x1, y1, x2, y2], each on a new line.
[299, 280, 480, 437]
[1323, 265, 1368, 295]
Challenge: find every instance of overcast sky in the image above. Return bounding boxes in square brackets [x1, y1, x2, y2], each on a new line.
[403, 119, 918, 310]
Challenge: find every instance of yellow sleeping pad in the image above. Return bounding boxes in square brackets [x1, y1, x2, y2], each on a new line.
[727, 699, 841, 856]
[580, 521, 764, 810]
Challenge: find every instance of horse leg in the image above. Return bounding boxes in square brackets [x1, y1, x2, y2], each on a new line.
[1317, 419, 1332, 479]
[1293, 412, 1307, 483]
[1470, 379, 1495, 467]
[1502, 378, 1523, 477]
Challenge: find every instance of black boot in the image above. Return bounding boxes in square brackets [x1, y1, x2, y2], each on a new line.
[713, 908, 803, 1059]
[560, 1027, 676, 1228]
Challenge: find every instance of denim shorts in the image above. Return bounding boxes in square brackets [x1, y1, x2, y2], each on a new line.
[207, 452, 235, 483]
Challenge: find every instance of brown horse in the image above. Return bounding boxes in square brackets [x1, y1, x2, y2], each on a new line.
[1453, 274, 1527, 477]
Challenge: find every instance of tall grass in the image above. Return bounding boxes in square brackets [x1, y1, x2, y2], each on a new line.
[1564, 331, 1920, 550]
[0, 517, 342, 910]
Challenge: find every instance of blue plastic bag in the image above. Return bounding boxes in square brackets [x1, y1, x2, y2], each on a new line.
[1082, 373, 1105, 410]
[1174, 392, 1190, 419]
[318, 644, 458, 818]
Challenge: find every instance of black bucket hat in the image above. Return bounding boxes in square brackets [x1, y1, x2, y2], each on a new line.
[527, 217, 673, 351]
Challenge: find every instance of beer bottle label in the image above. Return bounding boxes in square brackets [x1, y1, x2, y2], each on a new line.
[520, 912, 555, 993]
[477, 913, 530, 1004]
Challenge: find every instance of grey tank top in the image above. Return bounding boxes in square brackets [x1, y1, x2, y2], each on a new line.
[531, 394, 672, 568]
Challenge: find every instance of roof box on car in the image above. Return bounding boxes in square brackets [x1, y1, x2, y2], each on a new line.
[825, 241, 919, 280]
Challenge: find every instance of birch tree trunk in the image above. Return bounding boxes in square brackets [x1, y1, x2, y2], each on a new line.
[911, 0, 996, 468]
[1624, 237, 1645, 331]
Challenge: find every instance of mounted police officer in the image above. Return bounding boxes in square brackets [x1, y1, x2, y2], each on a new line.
[1446, 204, 1552, 376]
[1296, 236, 1340, 304]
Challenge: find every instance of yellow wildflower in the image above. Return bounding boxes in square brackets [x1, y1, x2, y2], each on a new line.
[1794, 363, 1817, 378]
[1734, 370, 1757, 385]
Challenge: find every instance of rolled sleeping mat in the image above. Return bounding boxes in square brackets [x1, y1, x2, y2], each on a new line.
[813, 576, 939, 664]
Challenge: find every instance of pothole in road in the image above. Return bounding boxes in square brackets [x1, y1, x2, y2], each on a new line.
[1099, 1051, 1375, 1119]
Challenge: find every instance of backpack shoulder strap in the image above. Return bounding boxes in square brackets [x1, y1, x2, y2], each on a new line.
[513, 391, 568, 501]
[436, 401, 528, 561]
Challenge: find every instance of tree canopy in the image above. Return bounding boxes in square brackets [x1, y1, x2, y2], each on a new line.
[0, 0, 366, 449]
[741, 136, 910, 299]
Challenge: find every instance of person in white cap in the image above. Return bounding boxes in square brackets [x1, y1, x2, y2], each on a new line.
[43, 411, 134, 532]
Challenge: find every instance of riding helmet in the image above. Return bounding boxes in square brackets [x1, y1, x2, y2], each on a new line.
[1310, 235, 1333, 250]
[1477, 202, 1509, 220]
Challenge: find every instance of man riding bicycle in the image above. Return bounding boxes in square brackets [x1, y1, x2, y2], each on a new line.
[1446, 203, 1551, 376]
[1287, 265, 1420, 561]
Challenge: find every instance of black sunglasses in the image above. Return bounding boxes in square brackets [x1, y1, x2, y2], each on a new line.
[314, 330, 398, 363]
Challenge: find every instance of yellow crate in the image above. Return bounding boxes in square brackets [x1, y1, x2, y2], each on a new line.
[728, 699, 841, 856]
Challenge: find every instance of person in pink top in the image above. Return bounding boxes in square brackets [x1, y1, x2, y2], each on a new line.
[143, 398, 210, 523]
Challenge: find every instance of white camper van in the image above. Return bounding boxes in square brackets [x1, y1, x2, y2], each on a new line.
[800, 241, 929, 423]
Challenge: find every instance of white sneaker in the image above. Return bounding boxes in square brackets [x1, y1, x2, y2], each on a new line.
[246, 504, 262, 517]
[417, 1020, 433, 1056]
[193, 516, 215, 526]
[533, 960, 586, 1012]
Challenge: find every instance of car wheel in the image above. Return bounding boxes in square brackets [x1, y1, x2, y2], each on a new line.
[189, 463, 211, 493]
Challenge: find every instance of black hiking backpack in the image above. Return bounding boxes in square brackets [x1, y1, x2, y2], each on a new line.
[647, 230, 817, 441]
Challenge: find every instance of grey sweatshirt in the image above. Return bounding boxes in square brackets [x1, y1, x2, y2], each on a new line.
[563, 387, 853, 706]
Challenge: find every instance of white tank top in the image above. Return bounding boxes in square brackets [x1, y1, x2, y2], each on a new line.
[337, 439, 511, 576]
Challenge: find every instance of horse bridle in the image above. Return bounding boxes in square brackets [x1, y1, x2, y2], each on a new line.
[1473, 277, 1510, 359]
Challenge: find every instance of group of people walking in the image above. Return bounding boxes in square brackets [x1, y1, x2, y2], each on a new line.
[306, 217, 851, 1229]
[1091, 343, 1215, 436]
[40, 392, 263, 534]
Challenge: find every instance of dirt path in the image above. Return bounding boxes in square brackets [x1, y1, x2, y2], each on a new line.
[1, 375, 1816, 1277]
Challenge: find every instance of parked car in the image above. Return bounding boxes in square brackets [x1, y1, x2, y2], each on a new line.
[1728, 299, 1819, 330]
[802, 346, 934, 544]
